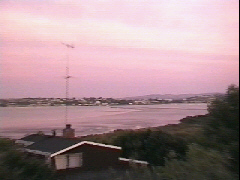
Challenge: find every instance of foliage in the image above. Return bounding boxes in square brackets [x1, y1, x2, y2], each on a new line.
[63, 168, 161, 180]
[205, 85, 239, 173]
[111, 168, 160, 180]
[159, 144, 237, 180]
[113, 129, 188, 166]
[0, 138, 15, 152]
[0, 138, 56, 180]
[207, 85, 239, 141]
[158, 85, 239, 179]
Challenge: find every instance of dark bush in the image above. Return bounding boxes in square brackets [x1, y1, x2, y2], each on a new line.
[113, 129, 188, 166]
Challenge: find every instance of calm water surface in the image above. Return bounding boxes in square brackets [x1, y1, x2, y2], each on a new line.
[0, 103, 208, 139]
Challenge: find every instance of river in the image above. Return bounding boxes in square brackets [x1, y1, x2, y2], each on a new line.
[0, 103, 208, 139]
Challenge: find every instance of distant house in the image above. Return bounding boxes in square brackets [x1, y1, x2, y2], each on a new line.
[16, 124, 149, 171]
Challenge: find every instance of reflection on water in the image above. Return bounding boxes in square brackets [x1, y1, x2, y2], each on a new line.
[0, 104, 208, 139]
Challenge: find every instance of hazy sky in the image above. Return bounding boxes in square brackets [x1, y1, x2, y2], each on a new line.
[0, 0, 239, 98]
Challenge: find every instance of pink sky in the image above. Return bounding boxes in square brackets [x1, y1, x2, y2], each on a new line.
[0, 0, 239, 98]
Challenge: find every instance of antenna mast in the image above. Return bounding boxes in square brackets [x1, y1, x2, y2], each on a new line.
[61, 42, 75, 125]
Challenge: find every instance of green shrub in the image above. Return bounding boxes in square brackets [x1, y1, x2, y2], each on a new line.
[0, 138, 56, 180]
[113, 130, 188, 166]
[159, 144, 237, 180]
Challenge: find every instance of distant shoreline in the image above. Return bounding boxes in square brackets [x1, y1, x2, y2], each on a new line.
[0, 94, 219, 107]
[0, 102, 208, 108]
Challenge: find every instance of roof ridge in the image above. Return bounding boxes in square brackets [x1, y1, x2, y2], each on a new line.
[50, 141, 122, 158]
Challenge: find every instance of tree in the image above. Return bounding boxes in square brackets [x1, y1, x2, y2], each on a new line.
[159, 144, 236, 180]
[0, 138, 56, 180]
[158, 85, 239, 179]
[113, 130, 188, 166]
[206, 84, 239, 174]
[207, 85, 239, 135]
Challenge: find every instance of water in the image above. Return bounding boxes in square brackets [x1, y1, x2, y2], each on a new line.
[0, 103, 208, 139]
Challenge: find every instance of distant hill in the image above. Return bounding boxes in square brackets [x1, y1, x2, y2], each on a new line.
[123, 93, 223, 100]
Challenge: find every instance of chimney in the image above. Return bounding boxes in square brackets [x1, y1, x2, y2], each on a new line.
[52, 129, 56, 136]
[63, 124, 75, 138]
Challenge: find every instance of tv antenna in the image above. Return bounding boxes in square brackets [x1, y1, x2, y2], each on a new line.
[61, 42, 75, 125]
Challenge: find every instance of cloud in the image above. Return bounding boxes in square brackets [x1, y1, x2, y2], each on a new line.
[1, 0, 239, 55]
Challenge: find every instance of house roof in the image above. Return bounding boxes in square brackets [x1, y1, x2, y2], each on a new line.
[25, 135, 81, 154]
[21, 134, 51, 143]
[19, 134, 122, 157]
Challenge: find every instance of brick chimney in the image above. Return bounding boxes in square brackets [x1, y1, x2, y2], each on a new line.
[63, 124, 75, 138]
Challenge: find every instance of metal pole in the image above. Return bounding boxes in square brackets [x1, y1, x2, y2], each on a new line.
[61, 42, 74, 125]
[65, 53, 69, 125]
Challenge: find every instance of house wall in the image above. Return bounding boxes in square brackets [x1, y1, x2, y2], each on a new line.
[53, 144, 122, 170]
